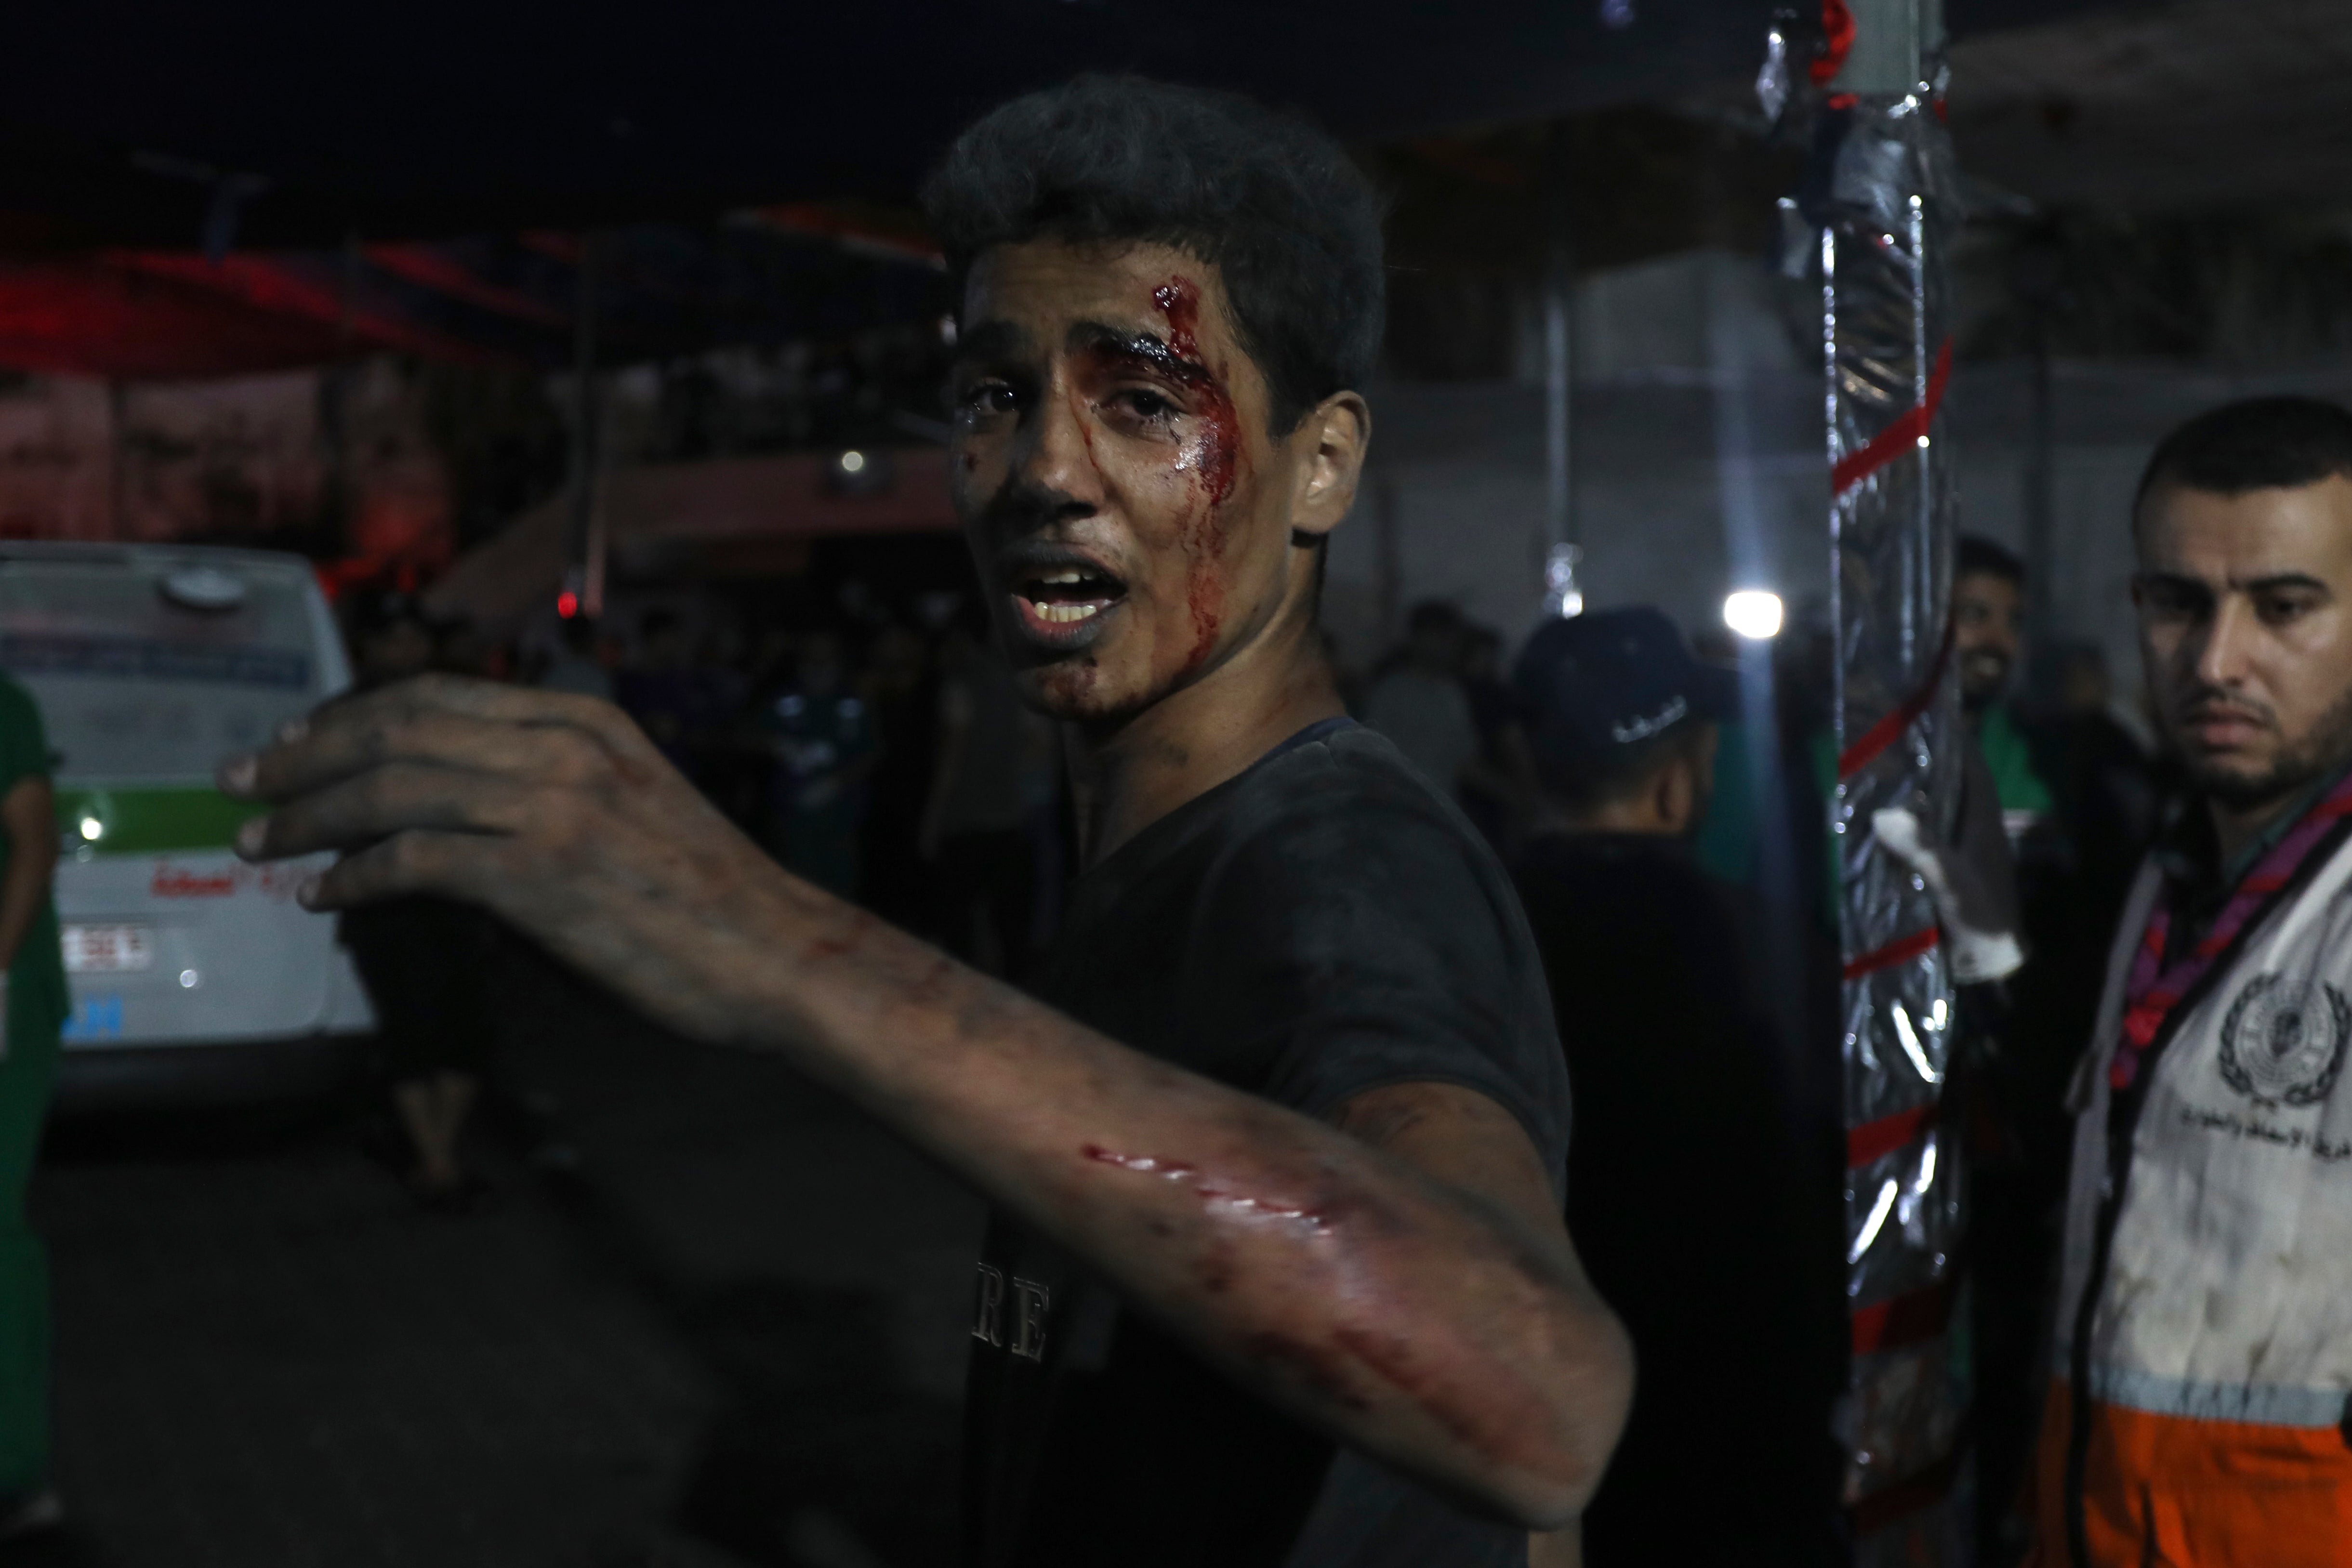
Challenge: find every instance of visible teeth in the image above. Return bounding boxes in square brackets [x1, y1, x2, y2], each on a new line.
[1031, 600, 1102, 624]
[1039, 569, 1088, 585]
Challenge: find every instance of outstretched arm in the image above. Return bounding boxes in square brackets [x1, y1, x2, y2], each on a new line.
[226, 676, 1632, 1526]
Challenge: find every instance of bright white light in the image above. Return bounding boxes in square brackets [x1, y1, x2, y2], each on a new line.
[78, 817, 102, 841]
[178, 969, 199, 989]
[1723, 590, 1784, 640]
[838, 449, 867, 474]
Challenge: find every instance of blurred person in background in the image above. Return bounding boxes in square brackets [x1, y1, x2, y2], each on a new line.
[338, 592, 499, 1212]
[1456, 623, 1535, 854]
[433, 617, 506, 683]
[1508, 606, 1843, 1568]
[616, 608, 734, 791]
[2023, 641, 2162, 930]
[758, 630, 877, 900]
[921, 620, 1057, 978]
[536, 611, 614, 702]
[0, 669, 65, 1540]
[1949, 549, 2161, 1555]
[1956, 536, 2058, 829]
[858, 620, 944, 932]
[1362, 599, 1479, 802]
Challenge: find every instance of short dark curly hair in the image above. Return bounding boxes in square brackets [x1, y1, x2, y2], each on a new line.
[1956, 534, 2025, 586]
[920, 75, 1386, 435]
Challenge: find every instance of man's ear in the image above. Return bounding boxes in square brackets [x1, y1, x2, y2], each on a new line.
[1288, 391, 1371, 544]
[1653, 755, 1699, 836]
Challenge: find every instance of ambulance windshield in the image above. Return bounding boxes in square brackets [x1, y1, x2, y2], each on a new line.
[0, 560, 327, 784]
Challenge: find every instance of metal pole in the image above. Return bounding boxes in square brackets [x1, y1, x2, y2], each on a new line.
[565, 234, 607, 620]
[2020, 249, 2060, 650]
[1815, 0, 1968, 1559]
[1540, 119, 1582, 616]
[1544, 273, 1572, 553]
[2024, 330, 2055, 646]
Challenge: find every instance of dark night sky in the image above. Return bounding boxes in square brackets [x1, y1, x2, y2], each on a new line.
[2, 0, 2154, 245]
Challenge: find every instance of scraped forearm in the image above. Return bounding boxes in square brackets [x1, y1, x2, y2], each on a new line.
[707, 894, 1628, 1526]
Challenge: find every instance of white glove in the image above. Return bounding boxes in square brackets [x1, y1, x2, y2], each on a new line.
[1873, 806, 2025, 984]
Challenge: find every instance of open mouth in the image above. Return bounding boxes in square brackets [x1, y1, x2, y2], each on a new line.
[1010, 564, 1127, 639]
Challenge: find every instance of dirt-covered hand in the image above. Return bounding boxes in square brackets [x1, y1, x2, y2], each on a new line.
[219, 673, 838, 1042]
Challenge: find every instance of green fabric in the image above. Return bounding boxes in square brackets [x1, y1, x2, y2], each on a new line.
[1693, 721, 1758, 886]
[1693, 722, 1845, 932]
[0, 674, 58, 1489]
[1810, 728, 1842, 930]
[0, 679, 66, 1049]
[764, 693, 877, 900]
[0, 1021, 53, 1491]
[52, 785, 263, 856]
[1975, 700, 2055, 817]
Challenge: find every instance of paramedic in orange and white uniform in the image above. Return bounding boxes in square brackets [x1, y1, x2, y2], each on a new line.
[2029, 396, 2352, 1567]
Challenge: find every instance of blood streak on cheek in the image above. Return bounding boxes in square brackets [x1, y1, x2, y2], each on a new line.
[1149, 277, 1243, 671]
[1148, 279, 1239, 510]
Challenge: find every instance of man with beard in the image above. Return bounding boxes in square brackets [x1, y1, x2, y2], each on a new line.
[2026, 396, 2352, 1566]
[1954, 535, 2057, 830]
[218, 78, 1631, 1567]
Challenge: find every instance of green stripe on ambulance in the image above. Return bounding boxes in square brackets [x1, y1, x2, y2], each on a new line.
[55, 787, 264, 855]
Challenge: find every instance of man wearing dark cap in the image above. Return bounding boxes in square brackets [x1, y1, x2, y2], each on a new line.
[1511, 607, 1843, 1566]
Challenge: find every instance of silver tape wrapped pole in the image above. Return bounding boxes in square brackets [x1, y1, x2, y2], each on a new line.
[1787, 0, 1971, 1558]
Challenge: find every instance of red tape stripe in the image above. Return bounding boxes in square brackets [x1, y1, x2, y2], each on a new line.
[1833, 339, 1953, 497]
[1847, 1100, 1931, 1167]
[1837, 618, 1956, 780]
[1851, 1277, 1956, 1357]
[1843, 925, 1939, 982]
[1829, 338, 1958, 783]
[1810, 0, 1856, 86]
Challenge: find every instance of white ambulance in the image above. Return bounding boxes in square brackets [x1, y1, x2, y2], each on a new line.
[0, 543, 374, 1108]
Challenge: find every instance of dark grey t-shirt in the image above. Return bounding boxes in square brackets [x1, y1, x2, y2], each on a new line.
[963, 720, 1570, 1568]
